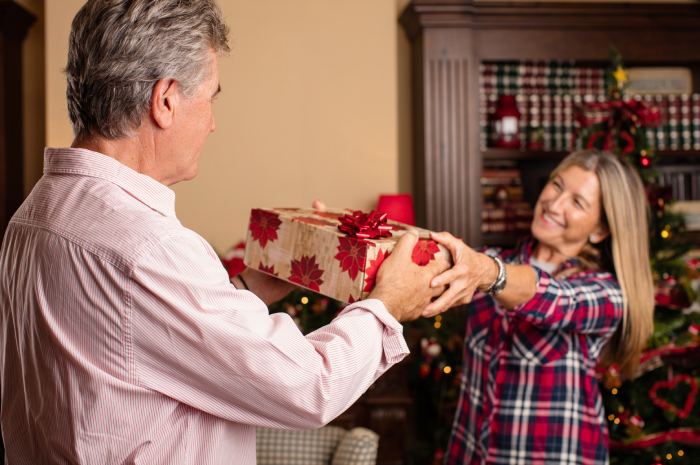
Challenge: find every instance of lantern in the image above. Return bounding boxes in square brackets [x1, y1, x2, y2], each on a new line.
[492, 95, 521, 149]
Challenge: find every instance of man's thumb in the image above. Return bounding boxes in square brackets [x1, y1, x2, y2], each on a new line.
[392, 230, 419, 259]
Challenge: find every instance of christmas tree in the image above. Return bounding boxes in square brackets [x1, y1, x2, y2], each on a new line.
[576, 47, 700, 465]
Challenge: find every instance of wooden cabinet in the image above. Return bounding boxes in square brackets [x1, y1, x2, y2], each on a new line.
[400, 0, 700, 247]
[0, 0, 35, 238]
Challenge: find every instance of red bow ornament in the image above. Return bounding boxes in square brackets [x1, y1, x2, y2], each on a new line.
[573, 98, 660, 155]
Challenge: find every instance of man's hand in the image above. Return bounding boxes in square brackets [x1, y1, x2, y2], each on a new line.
[368, 231, 450, 322]
[421, 231, 497, 317]
[235, 268, 296, 306]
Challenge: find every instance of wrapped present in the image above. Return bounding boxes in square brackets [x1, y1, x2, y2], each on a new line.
[243, 208, 451, 303]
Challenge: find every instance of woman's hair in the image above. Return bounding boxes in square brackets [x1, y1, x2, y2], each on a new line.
[65, 0, 230, 139]
[549, 150, 654, 379]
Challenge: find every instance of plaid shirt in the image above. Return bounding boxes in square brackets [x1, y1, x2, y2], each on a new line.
[445, 238, 624, 465]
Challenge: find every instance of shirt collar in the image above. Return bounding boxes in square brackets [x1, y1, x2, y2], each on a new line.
[43, 147, 177, 218]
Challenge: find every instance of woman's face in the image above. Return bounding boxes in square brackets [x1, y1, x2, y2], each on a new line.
[531, 165, 609, 258]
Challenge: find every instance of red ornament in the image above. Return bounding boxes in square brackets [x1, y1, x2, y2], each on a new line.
[338, 210, 393, 239]
[492, 95, 521, 148]
[364, 249, 390, 293]
[335, 236, 369, 281]
[288, 255, 325, 292]
[249, 209, 282, 249]
[412, 239, 440, 266]
[648, 374, 698, 419]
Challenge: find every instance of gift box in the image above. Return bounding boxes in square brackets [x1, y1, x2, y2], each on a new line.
[243, 208, 451, 303]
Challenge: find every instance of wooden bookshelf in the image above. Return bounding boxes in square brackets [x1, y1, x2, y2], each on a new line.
[401, 0, 700, 248]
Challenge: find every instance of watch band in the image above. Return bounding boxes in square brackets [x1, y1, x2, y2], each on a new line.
[484, 254, 507, 296]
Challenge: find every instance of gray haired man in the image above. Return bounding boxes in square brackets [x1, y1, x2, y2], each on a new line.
[0, 0, 447, 463]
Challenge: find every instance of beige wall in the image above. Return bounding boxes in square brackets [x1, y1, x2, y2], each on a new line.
[44, 0, 402, 253]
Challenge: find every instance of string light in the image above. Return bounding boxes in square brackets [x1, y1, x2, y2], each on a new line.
[661, 230, 669, 239]
[641, 157, 650, 167]
[614, 418, 620, 425]
[679, 450, 684, 457]
[608, 414, 615, 421]
[612, 388, 618, 395]
[667, 454, 673, 460]
[434, 322, 442, 329]
[301, 297, 309, 304]
[435, 315, 442, 322]
[444, 366, 451, 374]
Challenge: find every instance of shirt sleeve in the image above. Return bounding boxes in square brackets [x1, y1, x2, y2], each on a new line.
[511, 266, 624, 336]
[129, 233, 409, 430]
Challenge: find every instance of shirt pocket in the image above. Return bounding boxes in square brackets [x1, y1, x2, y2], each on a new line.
[508, 318, 569, 366]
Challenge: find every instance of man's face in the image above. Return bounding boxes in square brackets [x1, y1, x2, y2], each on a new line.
[160, 50, 220, 186]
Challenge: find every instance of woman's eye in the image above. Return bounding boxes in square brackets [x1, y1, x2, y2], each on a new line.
[552, 181, 561, 190]
[575, 199, 584, 209]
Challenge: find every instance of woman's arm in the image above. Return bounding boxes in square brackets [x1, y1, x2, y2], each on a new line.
[422, 231, 537, 316]
[423, 232, 623, 336]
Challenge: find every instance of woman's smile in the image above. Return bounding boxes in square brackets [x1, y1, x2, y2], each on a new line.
[540, 211, 564, 228]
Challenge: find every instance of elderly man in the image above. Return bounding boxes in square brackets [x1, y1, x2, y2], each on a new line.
[0, 0, 447, 463]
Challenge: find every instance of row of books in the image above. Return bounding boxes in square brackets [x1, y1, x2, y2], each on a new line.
[481, 164, 534, 234]
[480, 93, 700, 152]
[480, 61, 606, 97]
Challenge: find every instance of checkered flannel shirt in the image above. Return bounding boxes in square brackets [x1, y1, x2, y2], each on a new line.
[445, 238, 624, 465]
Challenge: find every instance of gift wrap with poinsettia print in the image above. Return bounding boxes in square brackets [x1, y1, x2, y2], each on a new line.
[243, 208, 452, 303]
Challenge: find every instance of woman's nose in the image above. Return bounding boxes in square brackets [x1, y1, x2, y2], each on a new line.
[548, 193, 567, 213]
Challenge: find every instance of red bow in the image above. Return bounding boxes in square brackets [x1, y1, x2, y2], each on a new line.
[573, 98, 660, 154]
[338, 210, 393, 239]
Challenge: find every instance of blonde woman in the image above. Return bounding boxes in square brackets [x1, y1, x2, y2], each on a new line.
[424, 151, 654, 465]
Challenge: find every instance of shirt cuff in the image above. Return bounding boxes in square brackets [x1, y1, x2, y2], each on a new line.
[337, 299, 410, 365]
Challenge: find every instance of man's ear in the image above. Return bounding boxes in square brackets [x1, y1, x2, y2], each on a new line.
[151, 79, 179, 130]
[590, 224, 610, 244]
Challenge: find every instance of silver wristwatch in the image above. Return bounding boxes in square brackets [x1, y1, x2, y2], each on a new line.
[484, 253, 507, 296]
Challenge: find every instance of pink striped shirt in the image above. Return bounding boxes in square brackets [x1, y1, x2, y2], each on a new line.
[0, 147, 409, 464]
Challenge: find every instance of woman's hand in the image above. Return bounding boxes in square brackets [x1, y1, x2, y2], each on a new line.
[237, 268, 297, 306]
[422, 231, 498, 317]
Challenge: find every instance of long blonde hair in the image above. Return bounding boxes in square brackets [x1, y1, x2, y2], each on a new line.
[549, 150, 654, 379]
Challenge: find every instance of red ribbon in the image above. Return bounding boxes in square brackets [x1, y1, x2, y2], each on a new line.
[338, 210, 393, 239]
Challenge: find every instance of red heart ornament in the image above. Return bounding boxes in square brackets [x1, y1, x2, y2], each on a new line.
[648, 374, 698, 419]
